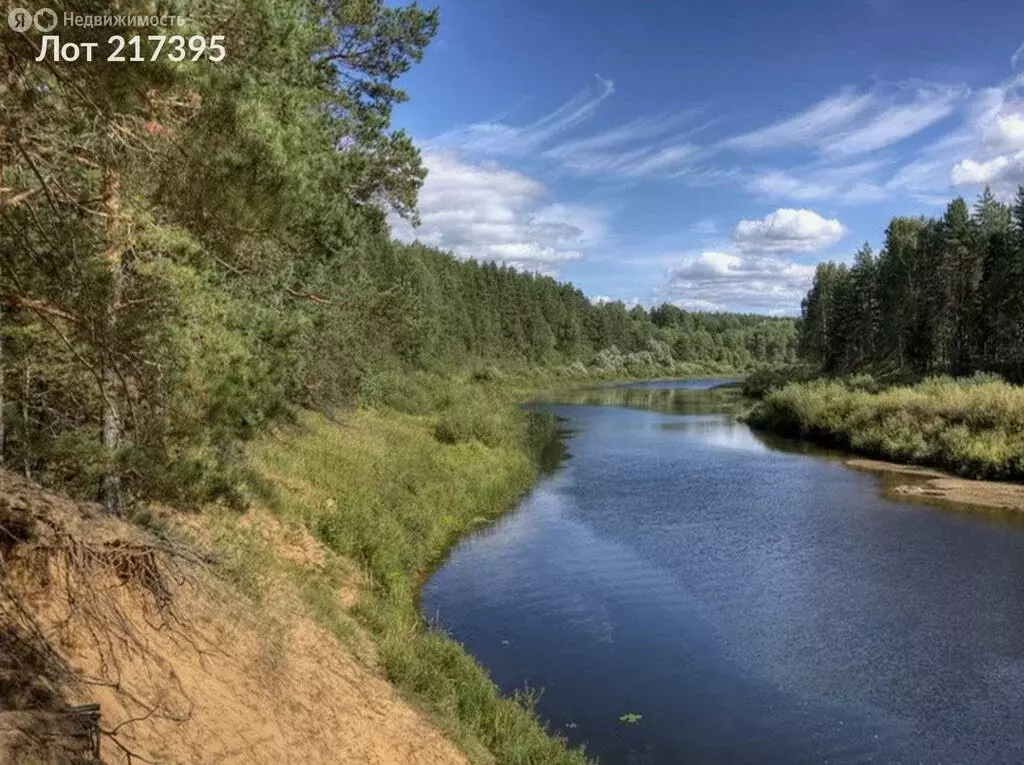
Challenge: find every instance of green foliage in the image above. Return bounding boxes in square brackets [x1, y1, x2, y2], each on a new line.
[0, 0, 797, 508]
[249, 397, 591, 764]
[746, 374, 1024, 479]
[0, 2, 797, 760]
[797, 186, 1024, 381]
[741, 364, 820, 399]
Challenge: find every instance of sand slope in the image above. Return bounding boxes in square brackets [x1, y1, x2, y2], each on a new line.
[0, 470, 468, 765]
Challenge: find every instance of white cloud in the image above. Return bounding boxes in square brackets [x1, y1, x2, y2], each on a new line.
[673, 297, 726, 312]
[545, 139, 704, 178]
[430, 75, 615, 156]
[724, 88, 876, 151]
[389, 152, 605, 271]
[593, 295, 645, 309]
[843, 181, 888, 203]
[982, 112, 1024, 150]
[745, 171, 837, 201]
[732, 208, 846, 253]
[822, 91, 960, 155]
[662, 250, 816, 313]
[545, 109, 706, 157]
[1012, 41, 1024, 69]
[951, 153, 1024, 186]
[885, 156, 952, 194]
[432, 78, 711, 179]
[690, 218, 718, 235]
[724, 84, 964, 157]
[940, 73, 1024, 192]
[745, 158, 893, 203]
[623, 144, 702, 176]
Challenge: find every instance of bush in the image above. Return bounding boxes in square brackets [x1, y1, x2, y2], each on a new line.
[745, 375, 1024, 479]
[741, 364, 819, 398]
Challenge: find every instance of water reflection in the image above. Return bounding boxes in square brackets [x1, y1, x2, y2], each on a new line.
[425, 380, 1024, 765]
[551, 380, 743, 416]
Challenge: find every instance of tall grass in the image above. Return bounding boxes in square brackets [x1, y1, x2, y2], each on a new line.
[245, 373, 593, 764]
[746, 373, 1024, 479]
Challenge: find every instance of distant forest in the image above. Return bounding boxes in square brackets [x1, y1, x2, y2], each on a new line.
[798, 187, 1024, 381]
[0, 1, 794, 508]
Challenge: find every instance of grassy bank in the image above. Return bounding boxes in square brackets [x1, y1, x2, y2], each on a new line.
[745, 374, 1024, 480]
[203, 371, 597, 764]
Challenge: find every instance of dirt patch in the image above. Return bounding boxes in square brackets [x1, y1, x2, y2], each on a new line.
[238, 510, 327, 569]
[847, 458, 1024, 512]
[0, 471, 468, 765]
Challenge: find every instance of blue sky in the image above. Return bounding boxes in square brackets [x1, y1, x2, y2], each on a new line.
[388, 0, 1024, 314]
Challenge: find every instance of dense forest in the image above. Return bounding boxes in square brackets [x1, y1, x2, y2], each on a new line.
[747, 186, 1024, 481]
[798, 188, 1024, 381]
[0, 1, 795, 510]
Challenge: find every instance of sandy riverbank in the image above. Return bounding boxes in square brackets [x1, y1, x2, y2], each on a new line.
[848, 458, 1024, 513]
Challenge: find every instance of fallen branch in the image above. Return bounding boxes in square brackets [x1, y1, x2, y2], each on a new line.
[284, 288, 333, 305]
[1, 292, 80, 323]
[0, 188, 39, 209]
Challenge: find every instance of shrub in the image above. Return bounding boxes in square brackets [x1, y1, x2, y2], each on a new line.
[746, 375, 1024, 479]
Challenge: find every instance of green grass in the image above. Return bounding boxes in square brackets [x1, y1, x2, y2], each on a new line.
[745, 373, 1024, 479]
[242, 373, 595, 764]
[201, 364, 748, 762]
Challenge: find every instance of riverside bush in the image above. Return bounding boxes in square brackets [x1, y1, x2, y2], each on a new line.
[746, 374, 1024, 479]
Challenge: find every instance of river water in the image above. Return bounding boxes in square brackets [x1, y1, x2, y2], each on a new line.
[421, 379, 1024, 765]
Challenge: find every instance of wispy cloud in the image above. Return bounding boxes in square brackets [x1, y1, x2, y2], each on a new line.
[543, 109, 717, 177]
[821, 90, 961, 155]
[724, 88, 876, 151]
[431, 79, 713, 179]
[691, 218, 719, 235]
[1012, 41, 1024, 69]
[430, 75, 616, 157]
[724, 84, 965, 157]
[745, 158, 892, 204]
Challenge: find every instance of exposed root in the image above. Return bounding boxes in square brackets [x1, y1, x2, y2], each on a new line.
[0, 470, 204, 763]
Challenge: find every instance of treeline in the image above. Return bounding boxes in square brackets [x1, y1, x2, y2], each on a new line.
[396, 246, 797, 371]
[798, 188, 1024, 380]
[0, 0, 795, 509]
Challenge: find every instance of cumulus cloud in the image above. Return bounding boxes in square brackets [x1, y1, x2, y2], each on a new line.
[943, 73, 1024, 192]
[982, 112, 1024, 150]
[389, 152, 605, 272]
[731, 209, 846, 253]
[662, 251, 816, 313]
[951, 153, 1024, 186]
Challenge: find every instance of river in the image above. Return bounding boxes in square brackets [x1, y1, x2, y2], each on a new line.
[421, 379, 1024, 764]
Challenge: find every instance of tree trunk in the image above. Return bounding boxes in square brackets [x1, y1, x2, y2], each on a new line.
[101, 169, 124, 515]
[0, 303, 5, 466]
[22, 365, 29, 479]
